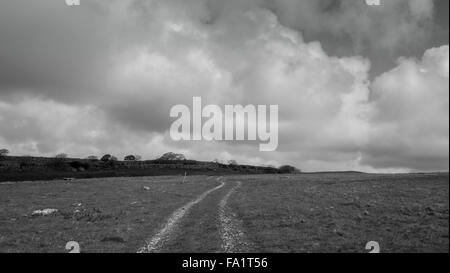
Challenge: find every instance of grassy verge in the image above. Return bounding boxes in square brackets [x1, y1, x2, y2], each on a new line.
[0, 176, 218, 253]
[230, 173, 449, 253]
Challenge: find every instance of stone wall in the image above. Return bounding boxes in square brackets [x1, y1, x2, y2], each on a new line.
[0, 156, 228, 172]
[0, 156, 278, 174]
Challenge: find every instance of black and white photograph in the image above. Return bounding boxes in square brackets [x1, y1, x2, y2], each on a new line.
[0, 0, 448, 260]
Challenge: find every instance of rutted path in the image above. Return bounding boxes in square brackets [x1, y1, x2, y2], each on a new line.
[137, 177, 253, 253]
[137, 178, 225, 253]
[218, 181, 253, 253]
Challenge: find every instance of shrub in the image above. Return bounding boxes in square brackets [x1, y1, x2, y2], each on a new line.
[228, 160, 238, 166]
[55, 153, 68, 159]
[124, 155, 136, 161]
[279, 165, 301, 174]
[0, 149, 9, 157]
[48, 158, 67, 170]
[101, 154, 112, 162]
[69, 161, 90, 170]
[158, 152, 186, 161]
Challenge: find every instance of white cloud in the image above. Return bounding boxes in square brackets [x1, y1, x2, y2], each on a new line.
[363, 45, 449, 171]
[0, 96, 170, 159]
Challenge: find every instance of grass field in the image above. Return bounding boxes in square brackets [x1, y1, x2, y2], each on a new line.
[0, 173, 448, 253]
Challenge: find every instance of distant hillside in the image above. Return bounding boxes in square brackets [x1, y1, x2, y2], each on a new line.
[0, 156, 287, 182]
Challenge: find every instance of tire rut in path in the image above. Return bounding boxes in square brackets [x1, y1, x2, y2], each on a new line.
[137, 178, 225, 253]
[218, 181, 254, 253]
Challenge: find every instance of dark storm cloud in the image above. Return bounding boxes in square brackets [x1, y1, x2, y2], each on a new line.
[0, 0, 114, 102]
[104, 98, 174, 133]
[269, 0, 436, 50]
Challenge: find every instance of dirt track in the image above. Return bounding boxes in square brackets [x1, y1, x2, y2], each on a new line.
[138, 177, 252, 253]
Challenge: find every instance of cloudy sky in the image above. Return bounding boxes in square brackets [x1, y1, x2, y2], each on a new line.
[0, 0, 448, 172]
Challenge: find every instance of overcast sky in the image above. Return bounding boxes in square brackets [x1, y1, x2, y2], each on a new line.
[0, 0, 448, 172]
